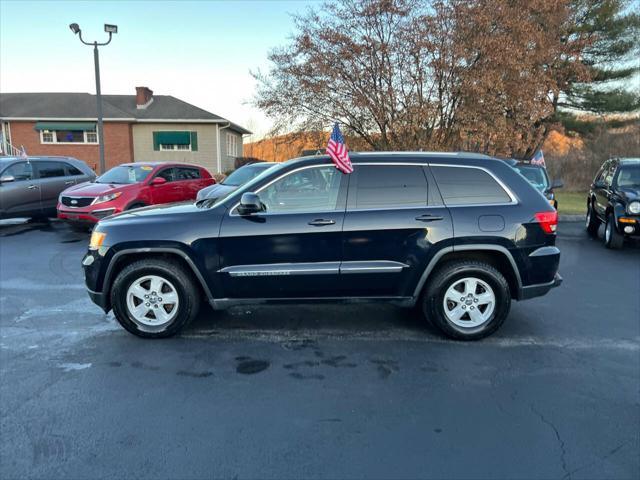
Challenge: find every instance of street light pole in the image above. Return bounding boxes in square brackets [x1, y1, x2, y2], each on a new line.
[69, 23, 117, 174]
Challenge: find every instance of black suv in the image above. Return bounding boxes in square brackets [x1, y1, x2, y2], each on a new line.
[586, 157, 640, 249]
[83, 153, 562, 340]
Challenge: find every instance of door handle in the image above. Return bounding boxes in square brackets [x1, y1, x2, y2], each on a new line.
[64, 180, 75, 185]
[308, 219, 336, 226]
[27, 184, 39, 190]
[415, 214, 443, 222]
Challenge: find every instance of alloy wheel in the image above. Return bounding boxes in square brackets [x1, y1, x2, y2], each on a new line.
[443, 277, 496, 328]
[126, 275, 179, 329]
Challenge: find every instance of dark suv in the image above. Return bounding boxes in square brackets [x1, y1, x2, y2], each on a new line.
[586, 157, 640, 249]
[83, 153, 562, 340]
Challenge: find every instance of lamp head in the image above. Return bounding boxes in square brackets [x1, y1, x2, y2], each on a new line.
[69, 23, 81, 35]
[104, 24, 118, 34]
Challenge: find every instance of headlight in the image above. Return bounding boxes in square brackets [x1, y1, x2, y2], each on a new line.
[92, 192, 121, 205]
[89, 231, 106, 250]
[628, 201, 640, 215]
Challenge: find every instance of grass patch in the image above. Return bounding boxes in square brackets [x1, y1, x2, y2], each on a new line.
[556, 191, 587, 216]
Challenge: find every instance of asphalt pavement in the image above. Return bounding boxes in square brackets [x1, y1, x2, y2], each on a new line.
[0, 218, 638, 480]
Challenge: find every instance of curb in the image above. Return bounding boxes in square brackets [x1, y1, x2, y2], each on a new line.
[559, 214, 585, 222]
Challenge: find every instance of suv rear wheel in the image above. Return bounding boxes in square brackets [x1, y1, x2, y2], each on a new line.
[586, 201, 600, 236]
[422, 261, 511, 340]
[111, 258, 201, 338]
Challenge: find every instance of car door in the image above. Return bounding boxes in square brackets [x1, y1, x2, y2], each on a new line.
[173, 166, 204, 201]
[0, 161, 41, 218]
[340, 163, 453, 297]
[218, 164, 348, 299]
[34, 161, 75, 215]
[149, 167, 182, 204]
[63, 161, 92, 186]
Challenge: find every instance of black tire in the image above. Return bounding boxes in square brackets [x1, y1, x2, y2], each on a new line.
[126, 202, 146, 211]
[422, 260, 511, 341]
[604, 213, 624, 250]
[110, 258, 201, 338]
[586, 201, 600, 237]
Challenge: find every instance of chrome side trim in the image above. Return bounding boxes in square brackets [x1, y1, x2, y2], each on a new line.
[219, 262, 340, 277]
[340, 260, 409, 274]
[228, 161, 518, 216]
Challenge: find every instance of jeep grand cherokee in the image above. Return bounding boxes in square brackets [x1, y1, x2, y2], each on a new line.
[82, 152, 562, 340]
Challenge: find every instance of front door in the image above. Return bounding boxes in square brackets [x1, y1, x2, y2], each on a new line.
[0, 161, 41, 218]
[149, 167, 182, 204]
[341, 163, 453, 298]
[218, 165, 348, 298]
[594, 161, 615, 218]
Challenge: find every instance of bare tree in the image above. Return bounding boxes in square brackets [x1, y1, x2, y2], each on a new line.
[254, 0, 592, 157]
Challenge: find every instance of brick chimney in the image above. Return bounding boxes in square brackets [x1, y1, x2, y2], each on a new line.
[135, 86, 153, 109]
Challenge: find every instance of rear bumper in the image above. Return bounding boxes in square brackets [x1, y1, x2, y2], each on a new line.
[519, 273, 563, 300]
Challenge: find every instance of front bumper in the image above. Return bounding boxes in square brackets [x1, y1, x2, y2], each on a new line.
[519, 273, 563, 300]
[617, 216, 640, 236]
[58, 207, 117, 224]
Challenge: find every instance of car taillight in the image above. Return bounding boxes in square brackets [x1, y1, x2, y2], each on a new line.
[535, 211, 558, 234]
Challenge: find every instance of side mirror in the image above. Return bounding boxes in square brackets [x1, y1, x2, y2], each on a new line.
[237, 192, 264, 215]
[594, 180, 605, 189]
[550, 179, 564, 189]
[0, 175, 15, 184]
[151, 177, 167, 186]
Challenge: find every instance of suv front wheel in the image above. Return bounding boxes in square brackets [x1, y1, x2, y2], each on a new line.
[111, 258, 201, 338]
[422, 261, 511, 340]
[604, 213, 624, 249]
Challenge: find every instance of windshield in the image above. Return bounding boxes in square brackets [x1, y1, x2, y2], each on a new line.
[199, 162, 287, 208]
[95, 165, 154, 184]
[615, 166, 640, 188]
[513, 165, 549, 191]
[224, 164, 273, 186]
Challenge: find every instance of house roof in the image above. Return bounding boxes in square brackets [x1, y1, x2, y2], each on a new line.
[0, 92, 251, 134]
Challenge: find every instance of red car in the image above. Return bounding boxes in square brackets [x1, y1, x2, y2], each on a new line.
[57, 162, 214, 228]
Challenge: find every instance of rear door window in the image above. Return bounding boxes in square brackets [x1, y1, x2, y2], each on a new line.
[36, 161, 67, 179]
[431, 166, 512, 205]
[65, 163, 84, 176]
[174, 167, 201, 180]
[352, 165, 428, 209]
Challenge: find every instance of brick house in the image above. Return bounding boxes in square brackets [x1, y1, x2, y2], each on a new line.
[0, 87, 250, 174]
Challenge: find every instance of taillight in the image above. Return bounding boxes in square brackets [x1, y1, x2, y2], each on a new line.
[535, 211, 558, 234]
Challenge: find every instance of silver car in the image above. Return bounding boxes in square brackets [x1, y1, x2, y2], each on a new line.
[0, 156, 96, 220]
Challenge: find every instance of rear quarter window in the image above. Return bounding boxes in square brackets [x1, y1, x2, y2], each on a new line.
[431, 166, 512, 205]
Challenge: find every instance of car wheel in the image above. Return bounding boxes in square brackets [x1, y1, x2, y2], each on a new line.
[586, 202, 600, 237]
[604, 214, 624, 250]
[111, 258, 201, 338]
[126, 203, 146, 211]
[422, 261, 511, 341]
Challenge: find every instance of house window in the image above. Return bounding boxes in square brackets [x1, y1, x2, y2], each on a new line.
[227, 134, 238, 157]
[160, 143, 191, 151]
[153, 131, 198, 152]
[40, 129, 98, 144]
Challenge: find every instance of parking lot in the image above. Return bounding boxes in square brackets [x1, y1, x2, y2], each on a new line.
[0, 219, 638, 479]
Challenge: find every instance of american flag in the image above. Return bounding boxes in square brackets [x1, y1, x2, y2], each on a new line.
[20, 146, 28, 160]
[531, 149, 545, 167]
[326, 123, 353, 174]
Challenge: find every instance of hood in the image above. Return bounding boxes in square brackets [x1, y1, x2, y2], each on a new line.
[196, 183, 237, 201]
[618, 188, 640, 203]
[62, 181, 139, 197]
[104, 201, 200, 222]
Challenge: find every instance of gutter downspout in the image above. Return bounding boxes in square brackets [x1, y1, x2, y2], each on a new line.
[216, 122, 231, 174]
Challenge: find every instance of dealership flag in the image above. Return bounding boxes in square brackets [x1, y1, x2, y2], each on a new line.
[326, 123, 353, 174]
[531, 149, 545, 167]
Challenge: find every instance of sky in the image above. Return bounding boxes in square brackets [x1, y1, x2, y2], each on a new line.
[0, 0, 321, 139]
